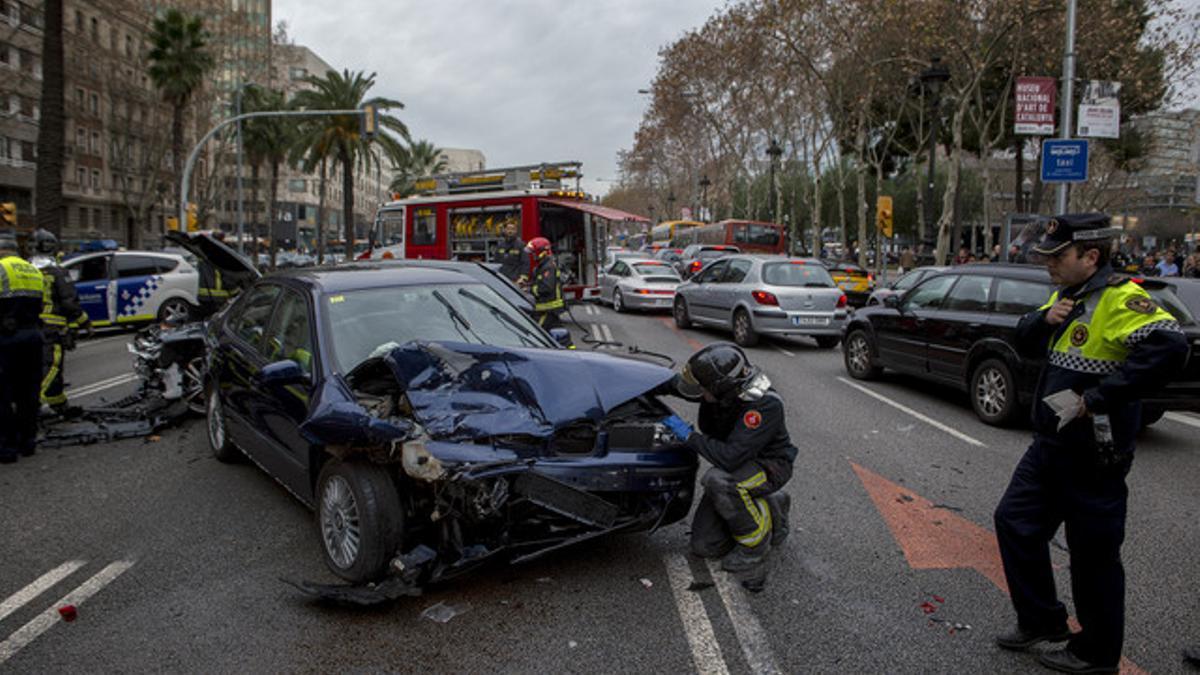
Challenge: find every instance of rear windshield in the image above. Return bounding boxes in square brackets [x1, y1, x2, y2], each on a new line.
[633, 262, 680, 280]
[698, 248, 735, 261]
[762, 262, 836, 287]
[734, 225, 781, 247]
[1145, 286, 1196, 326]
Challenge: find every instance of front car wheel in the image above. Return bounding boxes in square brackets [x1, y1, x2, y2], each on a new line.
[970, 358, 1018, 426]
[316, 460, 405, 583]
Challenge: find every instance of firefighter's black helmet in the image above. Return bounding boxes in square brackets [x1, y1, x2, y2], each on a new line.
[675, 342, 759, 401]
[33, 228, 58, 255]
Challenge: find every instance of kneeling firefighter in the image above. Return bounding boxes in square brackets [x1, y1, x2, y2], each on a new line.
[660, 343, 796, 578]
[31, 229, 90, 414]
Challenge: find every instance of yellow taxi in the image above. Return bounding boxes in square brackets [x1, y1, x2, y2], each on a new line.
[823, 261, 874, 307]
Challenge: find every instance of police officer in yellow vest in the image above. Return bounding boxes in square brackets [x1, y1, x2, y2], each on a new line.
[31, 229, 90, 415]
[0, 230, 47, 463]
[993, 214, 1189, 674]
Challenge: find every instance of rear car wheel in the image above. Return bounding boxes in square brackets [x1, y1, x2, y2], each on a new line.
[815, 336, 840, 349]
[843, 330, 881, 380]
[158, 297, 192, 324]
[316, 460, 405, 583]
[673, 297, 692, 328]
[613, 288, 626, 313]
[1141, 407, 1165, 429]
[732, 309, 759, 347]
[206, 384, 241, 462]
[971, 358, 1018, 426]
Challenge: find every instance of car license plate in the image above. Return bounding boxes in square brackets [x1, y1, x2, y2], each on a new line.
[792, 316, 829, 326]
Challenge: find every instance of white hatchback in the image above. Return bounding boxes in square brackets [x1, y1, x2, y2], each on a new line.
[64, 250, 199, 326]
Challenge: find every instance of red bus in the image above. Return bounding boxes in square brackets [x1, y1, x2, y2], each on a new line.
[364, 162, 650, 300]
[672, 219, 786, 254]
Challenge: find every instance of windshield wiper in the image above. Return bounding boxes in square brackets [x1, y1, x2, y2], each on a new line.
[457, 288, 541, 347]
[431, 289, 482, 344]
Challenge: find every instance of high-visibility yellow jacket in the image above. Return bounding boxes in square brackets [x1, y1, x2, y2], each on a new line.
[0, 255, 46, 330]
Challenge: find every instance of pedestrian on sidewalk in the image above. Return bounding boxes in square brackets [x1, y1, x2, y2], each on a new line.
[993, 213, 1188, 674]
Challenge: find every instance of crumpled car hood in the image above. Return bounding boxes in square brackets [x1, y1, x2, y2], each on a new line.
[344, 341, 675, 441]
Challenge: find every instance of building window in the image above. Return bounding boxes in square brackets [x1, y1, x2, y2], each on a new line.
[77, 167, 86, 187]
[0, 137, 10, 160]
[125, 35, 132, 56]
[21, 141, 34, 161]
[90, 16, 97, 40]
[288, 178, 305, 192]
[93, 208, 102, 227]
[75, 87, 84, 107]
[90, 131, 99, 154]
[75, 128, 85, 149]
[75, 10, 82, 32]
[0, 45, 9, 66]
[289, 66, 307, 81]
[90, 93, 98, 115]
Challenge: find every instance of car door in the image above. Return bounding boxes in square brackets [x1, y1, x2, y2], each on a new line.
[927, 274, 995, 383]
[714, 259, 752, 327]
[113, 254, 168, 323]
[66, 254, 115, 325]
[875, 274, 956, 374]
[688, 260, 730, 323]
[605, 260, 629, 302]
[253, 288, 318, 500]
[214, 284, 282, 452]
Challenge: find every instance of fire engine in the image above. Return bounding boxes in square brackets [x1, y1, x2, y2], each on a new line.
[364, 161, 649, 300]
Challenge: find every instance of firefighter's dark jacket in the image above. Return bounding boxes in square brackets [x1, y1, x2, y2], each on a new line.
[531, 256, 564, 312]
[41, 264, 88, 333]
[1015, 265, 1189, 453]
[686, 391, 798, 483]
[496, 236, 527, 281]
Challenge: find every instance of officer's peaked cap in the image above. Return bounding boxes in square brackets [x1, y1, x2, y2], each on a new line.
[1032, 213, 1121, 255]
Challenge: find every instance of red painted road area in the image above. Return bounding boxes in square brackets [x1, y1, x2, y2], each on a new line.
[852, 462, 1145, 674]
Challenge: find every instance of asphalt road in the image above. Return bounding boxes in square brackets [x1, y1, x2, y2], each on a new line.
[2, 311, 1198, 674]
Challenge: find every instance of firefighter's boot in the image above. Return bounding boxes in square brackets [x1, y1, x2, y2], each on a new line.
[768, 492, 791, 547]
[721, 542, 769, 573]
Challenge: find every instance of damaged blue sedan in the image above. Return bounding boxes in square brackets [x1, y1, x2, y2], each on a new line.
[203, 263, 696, 599]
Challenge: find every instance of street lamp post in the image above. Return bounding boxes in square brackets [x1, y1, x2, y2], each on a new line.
[1021, 177, 1034, 214]
[919, 56, 950, 253]
[667, 191, 676, 220]
[699, 174, 711, 221]
[766, 139, 783, 223]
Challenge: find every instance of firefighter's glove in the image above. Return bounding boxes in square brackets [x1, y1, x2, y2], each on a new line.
[661, 415, 693, 442]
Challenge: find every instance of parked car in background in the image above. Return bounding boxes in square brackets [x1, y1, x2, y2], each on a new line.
[674, 255, 847, 348]
[603, 248, 647, 269]
[599, 258, 682, 312]
[653, 248, 685, 266]
[866, 266, 949, 306]
[677, 244, 741, 279]
[842, 264, 1200, 426]
[822, 260, 875, 307]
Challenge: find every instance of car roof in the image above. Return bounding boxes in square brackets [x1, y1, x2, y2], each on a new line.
[930, 263, 1049, 280]
[270, 263, 483, 294]
[64, 250, 183, 264]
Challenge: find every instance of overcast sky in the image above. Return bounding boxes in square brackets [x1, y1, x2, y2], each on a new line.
[272, 0, 725, 197]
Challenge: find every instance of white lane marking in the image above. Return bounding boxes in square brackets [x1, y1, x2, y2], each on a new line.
[601, 324, 615, 342]
[706, 560, 783, 675]
[0, 560, 135, 666]
[592, 324, 604, 342]
[663, 554, 730, 675]
[588, 304, 599, 316]
[837, 376, 987, 447]
[1164, 411, 1200, 429]
[773, 345, 795, 357]
[66, 373, 138, 399]
[0, 561, 86, 623]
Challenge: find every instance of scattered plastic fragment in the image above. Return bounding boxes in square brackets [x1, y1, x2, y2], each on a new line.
[147, 435, 162, 443]
[568, 640, 579, 649]
[919, 601, 937, 614]
[895, 494, 914, 503]
[932, 595, 945, 604]
[536, 577, 553, 584]
[639, 578, 654, 589]
[58, 605, 77, 622]
[420, 601, 472, 623]
[932, 504, 963, 513]
[687, 581, 715, 592]
[898, 424, 915, 432]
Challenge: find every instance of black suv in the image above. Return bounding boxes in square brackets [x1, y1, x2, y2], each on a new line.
[842, 263, 1200, 426]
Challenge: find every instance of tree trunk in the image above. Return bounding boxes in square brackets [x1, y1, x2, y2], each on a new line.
[171, 104, 185, 215]
[855, 114, 868, 268]
[810, 168, 823, 257]
[316, 158, 327, 264]
[915, 159, 926, 246]
[1014, 136, 1025, 212]
[835, 163, 847, 249]
[35, 0, 65, 235]
[250, 163, 261, 260]
[982, 152, 994, 256]
[268, 160, 280, 271]
[934, 104, 967, 265]
[875, 164, 885, 279]
[342, 150, 355, 253]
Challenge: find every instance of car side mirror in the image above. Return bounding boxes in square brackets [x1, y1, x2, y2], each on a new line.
[883, 294, 901, 309]
[548, 327, 572, 347]
[256, 359, 308, 387]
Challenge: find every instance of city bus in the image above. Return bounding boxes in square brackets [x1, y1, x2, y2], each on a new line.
[363, 162, 650, 300]
[671, 219, 786, 254]
[649, 220, 703, 245]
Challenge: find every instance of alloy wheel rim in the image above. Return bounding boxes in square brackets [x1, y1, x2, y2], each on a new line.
[735, 314, 748, 341]
[164, 301, 188, 323]
[675, 300, 686, 322]
[848, 335, 870, 373]
[207, 388, 224, 449]
[320, 475, 361, 569]
[976, 368, 1007, 417]
[184, 358, 206, 414]
[614, 290, 622, 310]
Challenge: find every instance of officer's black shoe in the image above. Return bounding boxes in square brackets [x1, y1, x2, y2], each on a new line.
[721, 543, 769, 573]
[995, 625, 1073, 651]
[1036, 648, 1117, 674]
[768, 492, 791, 547]
[0, 454, 17, 464]
[1183, 644, 1200, 667]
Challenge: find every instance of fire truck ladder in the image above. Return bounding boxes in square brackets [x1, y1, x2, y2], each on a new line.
[413, 161, 583, 196]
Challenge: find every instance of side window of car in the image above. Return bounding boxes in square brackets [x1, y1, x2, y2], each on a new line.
[615, 261, 630, 276]
[114, 254, 164, 278]
[154, 257, 179, 274]
[903, 275, 956, 310]
[944, 275, 993, 312]
[723, 260, 751, 284]
[893, 270, 924, 291]
[993, 278, 1053, 315]
[264, 291, 315, 377]
[73, 256, 110, 282]
[229, 285, 281, 352]
[696, 261, 728, 283]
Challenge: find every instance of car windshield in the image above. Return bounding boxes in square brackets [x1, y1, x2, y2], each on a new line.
[633, 262, 680, 281]
[323, 282, 555, 372]
[762, 262, 836, 287]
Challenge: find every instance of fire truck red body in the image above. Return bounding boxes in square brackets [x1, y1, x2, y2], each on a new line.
[365, 162, 648, 300]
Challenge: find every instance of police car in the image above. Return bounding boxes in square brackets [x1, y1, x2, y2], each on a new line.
[63, 250, 200, 326]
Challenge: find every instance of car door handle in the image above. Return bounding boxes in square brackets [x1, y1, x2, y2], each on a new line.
[968, 322, 982, 329]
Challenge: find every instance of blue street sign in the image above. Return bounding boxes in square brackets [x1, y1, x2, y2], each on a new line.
[1041, 139, 1089, 183]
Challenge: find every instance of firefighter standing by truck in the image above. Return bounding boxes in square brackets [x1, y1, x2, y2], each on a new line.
[992, 214, 1189, 674]
[31, 229, 90, 416]
[495, 220, 527, 284]
[526, 237, 566, 331]
[0, 230, 46, 463]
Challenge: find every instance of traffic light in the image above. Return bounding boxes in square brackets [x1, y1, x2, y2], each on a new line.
[186, 204, 198, 232]
[167, 216, 180, 231]
[876, 196, 894, 238]
[360, 104, 378, 140]
[0, 202, 16, 227]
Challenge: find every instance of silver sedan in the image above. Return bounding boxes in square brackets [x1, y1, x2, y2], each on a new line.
[673, 255, 848, 348]
[600, 258, 682, 312]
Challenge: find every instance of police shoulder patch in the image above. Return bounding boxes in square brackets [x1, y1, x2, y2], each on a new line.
[743, 410, 762, 429]
[1125, 296, 1157, 315]
[1070, 324, 1089, 347]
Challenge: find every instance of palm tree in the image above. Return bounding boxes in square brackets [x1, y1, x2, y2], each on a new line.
[241, 86, 295, 270]
[147, 9, 214, 220]
[388, 139, 447, 196]
[291, 69, 408, 250]
[34, 0, 65, 236]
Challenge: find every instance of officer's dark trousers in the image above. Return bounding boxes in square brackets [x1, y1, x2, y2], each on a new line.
[691, 462, 786, 557]
[0, 328, 45, 459]
[994, 436, 1129, 667]
[41, 332, 67, 407]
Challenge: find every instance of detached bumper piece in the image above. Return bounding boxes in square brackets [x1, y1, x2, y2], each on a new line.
[39, 390, 190, 448]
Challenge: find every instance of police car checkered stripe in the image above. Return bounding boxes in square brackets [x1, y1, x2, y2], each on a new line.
[1125, 319, 1183, 346]
[1048, 351, 1122, 375]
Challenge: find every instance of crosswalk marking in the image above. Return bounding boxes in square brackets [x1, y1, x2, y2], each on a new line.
[0, 561, 86, 623]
